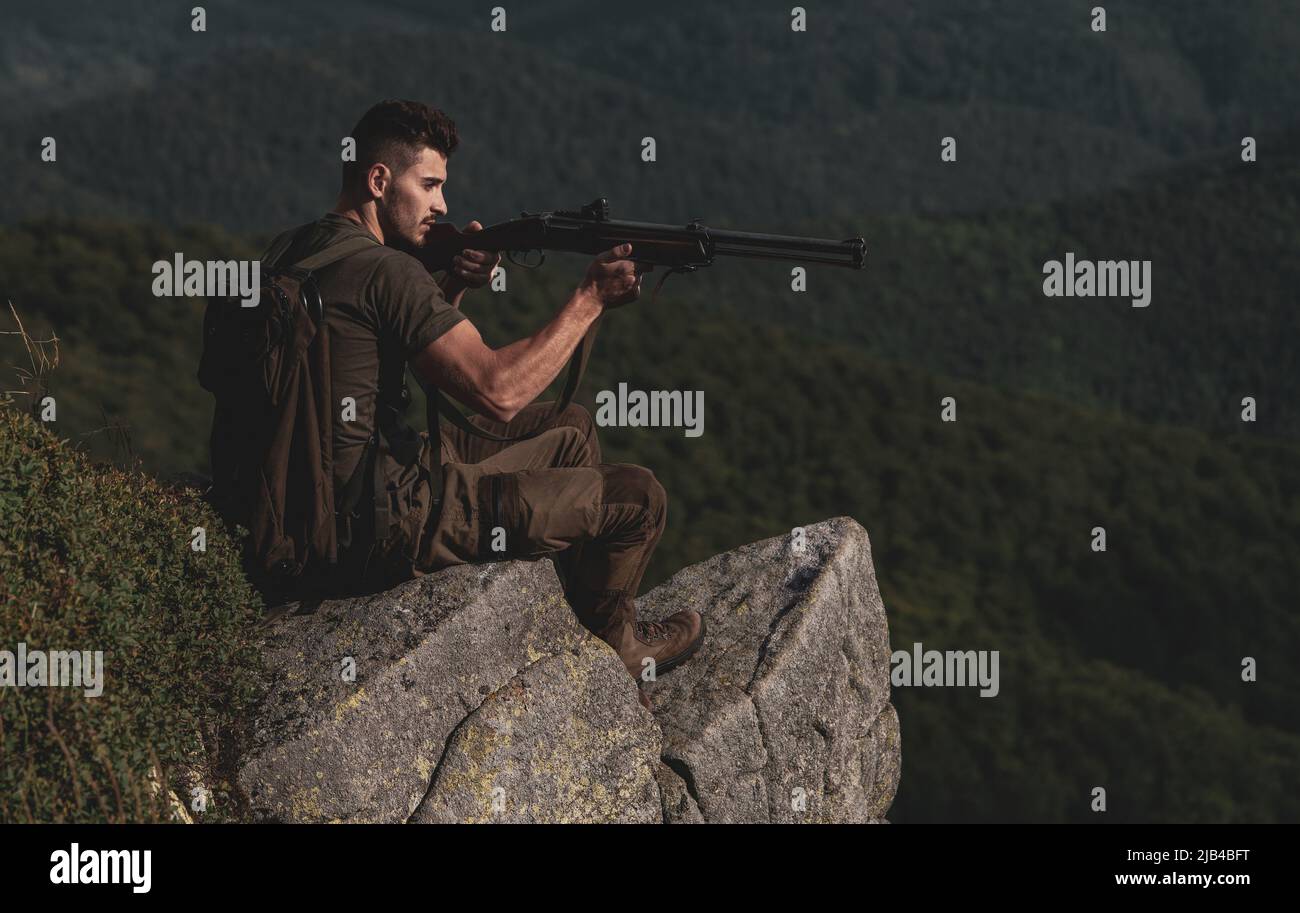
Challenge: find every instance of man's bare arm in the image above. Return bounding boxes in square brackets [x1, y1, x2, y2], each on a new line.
[411, 289, 601, 422]
[411, 243, 645, 423]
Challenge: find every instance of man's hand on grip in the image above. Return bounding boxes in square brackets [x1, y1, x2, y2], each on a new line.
[579, 243, 652, 310]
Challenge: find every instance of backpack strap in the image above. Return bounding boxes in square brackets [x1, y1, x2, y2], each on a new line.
[260, 224, 380, 275]
[277, 231, 381, 563]
[259, 228, 301, 270]
[288, 236, 380, 273]
[556, 314, 601, 417]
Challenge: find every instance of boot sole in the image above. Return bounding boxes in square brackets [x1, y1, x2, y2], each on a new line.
[653, 614, 707, 677]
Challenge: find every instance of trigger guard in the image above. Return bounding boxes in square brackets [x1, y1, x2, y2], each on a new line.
[506, 249, 545, 269]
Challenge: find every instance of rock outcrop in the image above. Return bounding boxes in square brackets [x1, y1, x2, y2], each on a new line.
[639, 517, 899, 823]
[233, 517, 900, 823]
[409, 636, 663, 823]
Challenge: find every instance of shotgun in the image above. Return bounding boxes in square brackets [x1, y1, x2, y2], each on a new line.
[417, 197, 866, 299]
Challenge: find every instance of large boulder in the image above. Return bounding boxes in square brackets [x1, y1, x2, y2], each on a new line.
[232, 517, 899, 824]
[236, 561, 660, 823]
[640, 517, 900, 823]
[411, 637, 661, 823]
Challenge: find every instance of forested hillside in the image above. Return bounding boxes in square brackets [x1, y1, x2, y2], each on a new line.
[4, 0, 1298, 230]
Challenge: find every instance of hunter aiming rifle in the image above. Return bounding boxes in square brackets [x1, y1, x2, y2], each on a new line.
[412, 196, 867, 449]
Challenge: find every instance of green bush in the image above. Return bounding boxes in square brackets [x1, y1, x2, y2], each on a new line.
[0, 405, 264, 822]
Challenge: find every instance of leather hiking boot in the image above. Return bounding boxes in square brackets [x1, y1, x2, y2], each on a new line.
[601, 610, 706, 682]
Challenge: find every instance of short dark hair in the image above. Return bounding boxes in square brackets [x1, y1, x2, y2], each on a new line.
[342, 99, 459, 192]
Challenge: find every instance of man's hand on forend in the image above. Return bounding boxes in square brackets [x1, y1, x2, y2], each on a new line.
[446, 220, 501, 290]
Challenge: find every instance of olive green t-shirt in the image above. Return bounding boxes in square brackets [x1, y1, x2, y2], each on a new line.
[265, 213, 466, 492]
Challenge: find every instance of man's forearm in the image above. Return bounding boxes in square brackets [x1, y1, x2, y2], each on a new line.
[486, 288, 602, 417]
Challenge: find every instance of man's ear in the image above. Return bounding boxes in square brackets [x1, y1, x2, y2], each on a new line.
[366, 162, 391, 200]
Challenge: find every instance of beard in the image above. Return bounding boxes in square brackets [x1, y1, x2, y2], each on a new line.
[377, 201, 432, 253]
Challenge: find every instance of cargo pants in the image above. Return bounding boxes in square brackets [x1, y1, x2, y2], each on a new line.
[367, 402, 666, 639]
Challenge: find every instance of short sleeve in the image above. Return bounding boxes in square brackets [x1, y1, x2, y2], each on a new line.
[368, 251, 467, 357]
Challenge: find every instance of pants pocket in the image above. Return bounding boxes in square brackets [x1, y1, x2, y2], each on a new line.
[477, 468, 601, 560]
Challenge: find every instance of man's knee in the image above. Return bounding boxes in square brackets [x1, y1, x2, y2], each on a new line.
[558, 402, 593, 432]
[547, 425, 597, 469]
[558, 403, 601, 463]
[600, 464, 666, 533]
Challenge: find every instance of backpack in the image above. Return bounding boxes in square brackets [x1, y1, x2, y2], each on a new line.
[197, 229, 380, 599]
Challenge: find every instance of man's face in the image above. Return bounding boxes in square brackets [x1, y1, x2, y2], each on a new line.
[375, 146, 448, 250]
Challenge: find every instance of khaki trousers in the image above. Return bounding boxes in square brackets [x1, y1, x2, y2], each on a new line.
[370, 402, 666, 637]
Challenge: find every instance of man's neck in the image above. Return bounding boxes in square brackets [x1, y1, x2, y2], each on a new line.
[331, 197, 385, 245]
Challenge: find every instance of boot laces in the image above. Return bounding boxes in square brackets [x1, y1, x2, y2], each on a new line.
[635, 619, 671, 643]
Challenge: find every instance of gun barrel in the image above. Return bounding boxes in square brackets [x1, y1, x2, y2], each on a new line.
[422, 207, 868, 273]
[564, 217, 866, 269]
[708, 228, 866, 269]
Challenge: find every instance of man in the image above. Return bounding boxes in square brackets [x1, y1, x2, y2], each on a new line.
[261, 100, 703, 700]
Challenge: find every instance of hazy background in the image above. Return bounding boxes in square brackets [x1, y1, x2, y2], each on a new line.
[2, 0, 1298, 822]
